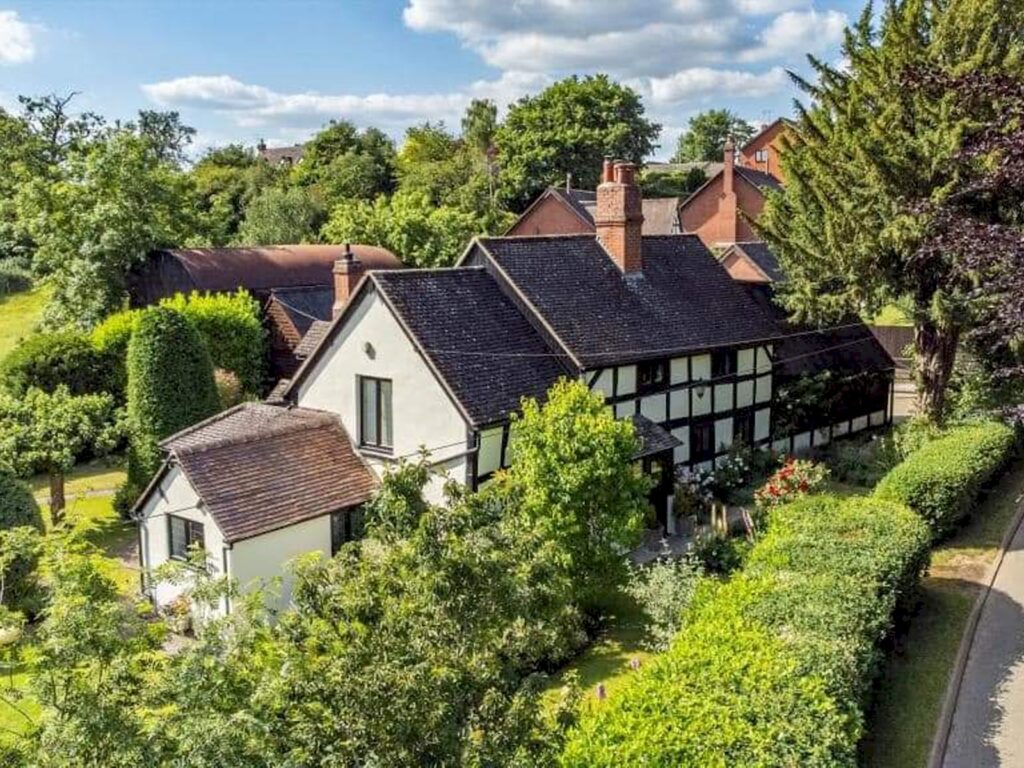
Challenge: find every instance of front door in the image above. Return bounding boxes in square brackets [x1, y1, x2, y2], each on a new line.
[643, 454, 672, 531]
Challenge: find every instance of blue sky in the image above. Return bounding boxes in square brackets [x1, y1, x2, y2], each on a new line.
[0, 0, 864, 160]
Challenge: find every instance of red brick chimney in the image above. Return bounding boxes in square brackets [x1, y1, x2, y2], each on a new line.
[720, 137, 738, 244]
[596, 160, 644, 274]
[332, 243, 364, 319]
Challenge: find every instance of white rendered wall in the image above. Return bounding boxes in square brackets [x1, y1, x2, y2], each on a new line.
[296, 287, 470, 484]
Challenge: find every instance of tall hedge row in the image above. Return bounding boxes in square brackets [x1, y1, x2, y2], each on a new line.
[561, 496, 931, 768]
[0, 330, 114, 397]
[92, 289, 265, 395]
[125, 307, 221, 495]
[874, 420, 1017, 538]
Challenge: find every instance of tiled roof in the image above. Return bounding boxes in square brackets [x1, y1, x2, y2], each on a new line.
[630, 414, 681, 458]
[741, 286, 893, 378]
[473, 234, 781, 367]
[295, 320, 331, 359]
[735, 242, 785, 283]
[735, 167, 783, 192]
[373, 268, 571, 425]
[269, 285, 333, 335]
[159, 403, 376, 543]
[549, 187, 598, 225]
[640, 198, 682, 235]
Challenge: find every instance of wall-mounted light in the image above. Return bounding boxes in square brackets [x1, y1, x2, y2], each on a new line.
[363, 342, 375, 359]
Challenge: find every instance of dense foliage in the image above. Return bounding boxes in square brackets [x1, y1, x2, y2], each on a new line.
[0, 386, 120, 518]
[0, 469, 43, 614]
[874, 420, 1017, 538]
[0, 330, 113, 397]
[495, 75, 660, 209]
[93, 289, 264, 397]
[124, 307, 220, 502]
[562, 495, 931, 767]
[672, 109, 755, 163]
[759, 0, 1024, 422]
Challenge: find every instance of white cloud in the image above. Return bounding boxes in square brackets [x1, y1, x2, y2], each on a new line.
[740, 9, 847, 62]
[647, 67, 789, 103]
[0, 10, 38, 65]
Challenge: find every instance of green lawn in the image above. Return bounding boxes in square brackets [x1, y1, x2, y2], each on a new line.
[860, 459, 1024, 768]
[0, 286, 49, 360]
[544, 588, 653, 710]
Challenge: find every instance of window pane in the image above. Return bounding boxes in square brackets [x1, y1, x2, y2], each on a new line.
[361, 378, 378, 445]
[189, 521, 205, 551]
[170, 517, 187, 558]
[379, 380, 393, 448]
[350, 506, 365, 540]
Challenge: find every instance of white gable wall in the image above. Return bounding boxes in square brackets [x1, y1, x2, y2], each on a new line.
[138, 465, 227, 612]
[295, 287, 470, 504]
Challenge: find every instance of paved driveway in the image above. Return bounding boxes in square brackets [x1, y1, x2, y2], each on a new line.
[942, 516, 1024, 767]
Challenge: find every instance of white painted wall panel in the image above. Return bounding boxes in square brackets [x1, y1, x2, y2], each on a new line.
[671, 427, 690, 464]
[591, 369, 614, 399]
[230, 515, 331, 610]
[736, 380, 754, 408]
[669, 389, 689, 420]
[692, 385, 712, 417]
[737, 348, 755, 376]
[477, 427, 503, 476]
[715, 418, 733, 453]
[755, 375, 772, 404]
[755, 408, 771, 441]
[691, 354, 711, 381]
[615, 400, 634, 419]
[757, 346, 773, 373]
[617, 365, 637, 395]
[640, 394, 667, 423]
[714, 384, 733, 413]
[670, 357, 689, 384]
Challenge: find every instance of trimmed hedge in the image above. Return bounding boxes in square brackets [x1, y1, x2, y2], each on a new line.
[125, 307, 221, 500]
[874, 421, 1017, 538]
[0, 330, 114, 397]
[0, 468, 44, 613]
[92, 290, 265, 395]
[561, 496, 931, 768]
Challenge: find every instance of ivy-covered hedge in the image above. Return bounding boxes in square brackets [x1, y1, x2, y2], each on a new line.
[0, 330, 114, 397]
[561, 496, 930, 768]
[92, 289, 265, 395]
[874, 420, 1017, 538]
[0, 469, 44, 613]
[124, 307, 221, 504]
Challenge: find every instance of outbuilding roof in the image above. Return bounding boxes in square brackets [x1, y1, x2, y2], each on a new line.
[630, 414, 681, 459]
[151, 245, 399, 294]
[146, 403, 377, 543]
[471, 234, 781, 367]
[372, 268, 571, 426]
[268, 285, 334, 336]
[528, 187, 682, 235]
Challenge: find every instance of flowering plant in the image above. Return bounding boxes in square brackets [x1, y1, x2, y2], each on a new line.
[674, 467, 714, 518]
[754, 457, 829, 511]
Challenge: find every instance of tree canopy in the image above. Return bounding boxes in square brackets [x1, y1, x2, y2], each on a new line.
[672, 109, 755, 163]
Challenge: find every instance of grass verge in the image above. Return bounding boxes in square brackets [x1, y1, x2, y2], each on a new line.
[860, 458, 1024, 768]
[0, 286, 49, 360]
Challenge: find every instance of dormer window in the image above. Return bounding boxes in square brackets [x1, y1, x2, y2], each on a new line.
[637, 359, 668, 393]
[754, 149, 769, 163]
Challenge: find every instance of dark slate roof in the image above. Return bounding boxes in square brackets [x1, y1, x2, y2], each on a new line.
[295, 320, 331, 359]
[373, 268, 571, 425]
[474, 234, 781, 367]
[266, 379, 290, 402]
[741, 285, 893, 378]
[736, 167, 783, 192]
[155, 403, 377, 543]
[553, 188, 681, 235]
[736, 242, 785, 283]
[549, 187, 598, 225]
[269, 285, 333, 335]
[630, 414, 680, 459]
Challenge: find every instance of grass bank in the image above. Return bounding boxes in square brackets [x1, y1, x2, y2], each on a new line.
[860, 458, 1024, 768]
[0, 286, 49, 360]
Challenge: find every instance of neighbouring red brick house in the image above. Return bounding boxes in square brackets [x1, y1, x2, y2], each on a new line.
[678, 137, 783, 249]
[737, 118, 794, 184]
[508, 184, 683, 237]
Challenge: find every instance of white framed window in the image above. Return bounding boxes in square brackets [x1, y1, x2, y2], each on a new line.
[359, 376, 393, 450]
[168, 515, 204, 561]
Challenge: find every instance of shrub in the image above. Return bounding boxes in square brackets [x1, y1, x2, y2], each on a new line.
[817, 433, 897, 488]
[90, 308, 142, 395]
[626, 557, 703, 651]
[691, 531, 750, 575]
[0, 331, 113, 397]
[561, 495, 930, 767]
[754, 457, 829, 514]
[0, 469, 44, 614]
[125, 307, 221, 505]
[160, 291, 265, 393]
[874, 420, 1017, 538]
[0, 261, 32, 296]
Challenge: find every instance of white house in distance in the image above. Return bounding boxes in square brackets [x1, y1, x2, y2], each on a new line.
[135, 159, 893, 616]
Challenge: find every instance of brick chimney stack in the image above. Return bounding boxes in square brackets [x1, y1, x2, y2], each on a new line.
[720, 137, 738, 244]
[332, 243, 364, 319]
[595, 160, 644, 274]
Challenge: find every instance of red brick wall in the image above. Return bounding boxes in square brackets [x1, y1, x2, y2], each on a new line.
[739, 122, 791, 183]
[722, 250, 770, 283]
[507, 195, 594, 236]
[265, 300, 302, 378]
[680, 175, 766, 248]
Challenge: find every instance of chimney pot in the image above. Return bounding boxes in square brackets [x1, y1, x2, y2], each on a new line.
[602, 157, 614, 184]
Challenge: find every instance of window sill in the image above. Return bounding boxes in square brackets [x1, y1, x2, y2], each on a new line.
[359, 445, 394, 458]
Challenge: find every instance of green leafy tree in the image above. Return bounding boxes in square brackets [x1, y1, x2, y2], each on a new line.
[0, 470, 44, 616]
[323, 190, 504, 268]
[638, 167, 707, 198]
[462, 98, 498, 157]
[16, 130, 198, 327]
[0, 387, 120, 520]
[495, 75, 660, 209]
[18, 92, 104, 167]
[0, 330, 113, 397]
[292, 120, 397, 207]
[506, 379, 649, 612]
[234, 185, 323, 245]
[124, 307, 220, 506]
[129, 110, 196, 166]
[189, 145, 280, 245]
[672, 109, 755, 163]
[759, 0, 1024, 423]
